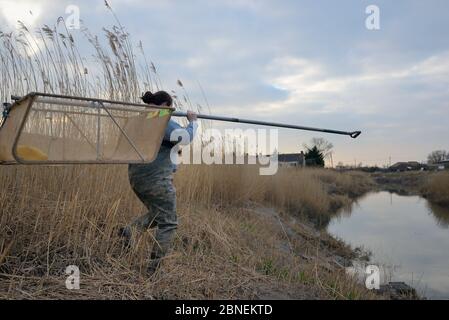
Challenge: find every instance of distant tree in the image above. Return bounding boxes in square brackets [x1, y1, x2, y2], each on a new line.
[305, 146, 325, 167]
[303, 137, 333, 164]
[427, 150, 448, 164]
[304, 137, 333, 157]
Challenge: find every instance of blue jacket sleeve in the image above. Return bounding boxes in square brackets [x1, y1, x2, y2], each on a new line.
[164, 119, 198, 145]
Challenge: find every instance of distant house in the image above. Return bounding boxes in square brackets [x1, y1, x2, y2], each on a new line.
[278, 151, 306, 167]
[389, 161, 423, 172]
[430, 159, 449, 170]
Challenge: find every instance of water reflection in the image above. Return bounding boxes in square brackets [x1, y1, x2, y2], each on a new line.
[426, 202, 449, 229]
[327, 191, 449, 299]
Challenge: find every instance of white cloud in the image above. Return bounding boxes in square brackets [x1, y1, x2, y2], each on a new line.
[407, 51, 449, 77]
[0, 0, 44, 27]
[256, 51, 449, 117]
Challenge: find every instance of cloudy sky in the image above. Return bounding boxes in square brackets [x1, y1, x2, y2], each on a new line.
[1, 0, 448, 166]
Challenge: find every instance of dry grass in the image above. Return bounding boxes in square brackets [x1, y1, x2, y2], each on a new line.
[423, 171, 449, 206]
[176, 165, 374, 227]
[0, 4, 196, 111]
[0, 164, 377, 300]
[0, 3, 378, 300]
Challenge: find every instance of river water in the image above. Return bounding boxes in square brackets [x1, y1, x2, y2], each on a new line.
[327, 191, 449, 299]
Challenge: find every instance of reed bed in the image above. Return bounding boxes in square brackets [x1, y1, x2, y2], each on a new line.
[0, 164, 376, 299]
[0, 3, 376, 299]
[0, 2, 197, 112]
[423, 171, 449, 206]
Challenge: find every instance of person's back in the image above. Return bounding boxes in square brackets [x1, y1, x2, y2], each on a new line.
[121, 91, 197, 275]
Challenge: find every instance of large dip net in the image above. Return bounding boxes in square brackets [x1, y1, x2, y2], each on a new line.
[0, 93, 173, 164]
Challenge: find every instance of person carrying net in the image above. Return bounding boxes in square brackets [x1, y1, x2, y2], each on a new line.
[120, 90, 197, 275]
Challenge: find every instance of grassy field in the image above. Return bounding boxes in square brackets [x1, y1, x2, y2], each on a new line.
[0, 164, 378, 299]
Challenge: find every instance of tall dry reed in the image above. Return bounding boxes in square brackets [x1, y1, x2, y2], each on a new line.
[0, 2, 201, 112]
[0, 2, 376, 300]
[0, 164, 376, 299]
[423, 171, 449, 206]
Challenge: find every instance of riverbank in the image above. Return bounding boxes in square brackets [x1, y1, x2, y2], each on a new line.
[355, 170, 449, 299]
[371, 171, 449, 206]
[0, 165, 380, 299]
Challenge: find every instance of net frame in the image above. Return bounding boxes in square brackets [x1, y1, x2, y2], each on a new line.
[0, 92, 174, 165]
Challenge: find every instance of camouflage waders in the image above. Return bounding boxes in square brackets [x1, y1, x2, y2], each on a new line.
[125, 145, 177, 273]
